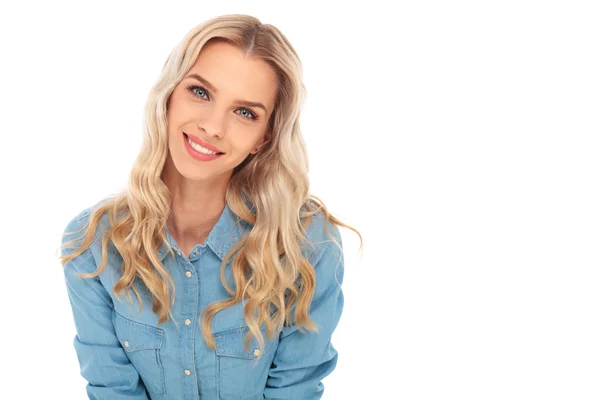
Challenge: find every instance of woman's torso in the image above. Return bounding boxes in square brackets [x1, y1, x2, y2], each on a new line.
[80, 202, 282, 400]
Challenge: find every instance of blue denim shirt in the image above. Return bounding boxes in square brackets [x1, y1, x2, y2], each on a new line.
[61, 200, 344, 400]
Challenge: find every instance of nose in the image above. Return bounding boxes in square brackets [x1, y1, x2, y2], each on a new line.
[198, 109, 226, 139]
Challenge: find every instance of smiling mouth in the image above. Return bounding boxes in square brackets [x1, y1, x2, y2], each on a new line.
[183, 133, 225, 155]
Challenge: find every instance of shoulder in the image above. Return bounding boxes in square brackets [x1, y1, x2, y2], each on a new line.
[302, 207, 345, 300]
[304, 208, 341, 245]
[302, 205, 343, 266]
[61, 197, 114, 255]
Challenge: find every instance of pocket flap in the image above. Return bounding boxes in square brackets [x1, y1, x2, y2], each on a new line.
[113, 311, 164, 352]
[213, 324, 275, 359]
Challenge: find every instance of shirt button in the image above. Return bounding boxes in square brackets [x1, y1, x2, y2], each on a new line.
[185, 319, 191, 326]
[184, 369, 191, 376]
[177, 251, 182, 256]
[193, 249, 199, 255]
[124, 341, 129, 348]
[253, 348, 261, 356]
[185, 271, 192, 278]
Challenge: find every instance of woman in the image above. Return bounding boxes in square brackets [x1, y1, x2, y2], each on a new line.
[60, 14, 362, 400]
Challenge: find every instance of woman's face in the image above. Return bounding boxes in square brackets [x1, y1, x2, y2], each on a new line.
[166, 40, 278, 182]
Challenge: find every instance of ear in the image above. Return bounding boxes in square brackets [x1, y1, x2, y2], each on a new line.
[262, 131, 273, 146]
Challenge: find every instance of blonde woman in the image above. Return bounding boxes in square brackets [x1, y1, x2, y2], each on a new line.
[60, 14, 362, 400]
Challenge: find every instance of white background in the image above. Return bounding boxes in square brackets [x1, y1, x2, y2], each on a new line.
[1, 0, 599, 399]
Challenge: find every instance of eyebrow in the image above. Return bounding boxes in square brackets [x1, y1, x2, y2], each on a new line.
[184, 73, 268, 114]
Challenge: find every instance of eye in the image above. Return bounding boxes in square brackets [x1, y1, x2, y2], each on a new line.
[236, 108, 258, 121]
[186, 85, 209, 100]
[185, 85, 259, 121]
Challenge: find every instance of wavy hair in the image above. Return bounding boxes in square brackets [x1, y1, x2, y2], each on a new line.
[59, 14, 362, 354]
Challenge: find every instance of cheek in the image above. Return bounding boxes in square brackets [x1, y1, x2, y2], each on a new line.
[222, 141, 258, 166]
[168, 94, 198, 121]
[236, 137, 261, 154]
[227, 144, 252, 159]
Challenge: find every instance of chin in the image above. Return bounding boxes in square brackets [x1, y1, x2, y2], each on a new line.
[179, 165, 218, 181]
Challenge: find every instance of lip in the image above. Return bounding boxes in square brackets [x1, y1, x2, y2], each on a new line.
[183, 132, 223, 153]
[183, 133, 224, 162]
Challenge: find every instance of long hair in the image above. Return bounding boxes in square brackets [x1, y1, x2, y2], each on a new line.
[60, 14, 362, 354]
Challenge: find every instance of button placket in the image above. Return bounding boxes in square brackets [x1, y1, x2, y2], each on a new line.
[179, 254, 199, 394]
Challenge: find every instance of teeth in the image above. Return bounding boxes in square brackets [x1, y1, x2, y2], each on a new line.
[187, 137, 218, 155]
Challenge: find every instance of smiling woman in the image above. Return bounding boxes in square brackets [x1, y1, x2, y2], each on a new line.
[165, 40, 275, 178]
[59, 13, 362, 400]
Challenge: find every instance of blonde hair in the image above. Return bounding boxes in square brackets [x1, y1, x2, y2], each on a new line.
[60, 14, 362, 354]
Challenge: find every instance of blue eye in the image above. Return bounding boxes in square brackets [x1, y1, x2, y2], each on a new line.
[185, 85, 259, 121]
[187, 85, 208, 100]
[236, 109, 258, 120]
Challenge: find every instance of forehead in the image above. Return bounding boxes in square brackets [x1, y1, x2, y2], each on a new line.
[185, 41, 278, 109]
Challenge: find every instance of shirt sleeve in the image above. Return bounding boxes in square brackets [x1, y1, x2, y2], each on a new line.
[263, 234, 345, 400]
[62, 215, 149, 399]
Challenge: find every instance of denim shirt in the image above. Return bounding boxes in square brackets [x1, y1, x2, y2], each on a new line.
[61, 199, 344, 400]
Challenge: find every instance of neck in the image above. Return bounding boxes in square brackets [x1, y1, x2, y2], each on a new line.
[161, 156, 230, 246]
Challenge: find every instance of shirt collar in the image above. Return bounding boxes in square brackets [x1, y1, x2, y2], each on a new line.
[158, 201, 248, 261]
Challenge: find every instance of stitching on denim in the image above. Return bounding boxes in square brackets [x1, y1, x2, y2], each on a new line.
[213, 324, 276, 358]
[216, 355, 221, 399]
[154, 348, 166, 395]
[114, 310, 165, 336]
[113, 311, 165, 353]
[111, 310, 166, 395]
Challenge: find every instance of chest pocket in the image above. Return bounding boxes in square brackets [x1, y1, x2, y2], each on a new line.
[112, 310, 166, 395]
[213, 324, 279, 399]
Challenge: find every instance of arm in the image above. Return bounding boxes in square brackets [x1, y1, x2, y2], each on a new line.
[62, 216, 149, 399]
[264, 235, 345, 400]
